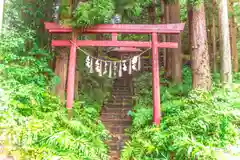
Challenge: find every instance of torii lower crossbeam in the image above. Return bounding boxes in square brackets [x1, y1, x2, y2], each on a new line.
[44, 22, 185, 126]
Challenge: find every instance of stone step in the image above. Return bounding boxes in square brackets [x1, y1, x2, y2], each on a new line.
[112, 88, 130, 91]
[101, 113, 128, 119]
[111, 93, 132, 96]
[111, 95, 133, 98]
[113, 82, 128, 84]
[107, 141, 126, 151]
[109, 151, 120, 160]
[111, 91, 131, 94]
[102, 107, 131, 113]
[105, 100, 133, 104]
[104, 103, 132, 108]
[105, 123, 130, 130]
[102, 119, 132, 126]
[110, 96, 133, 99]
[105, 125, 129, 134]
[112, 86, 130, 89]
[110, 134, 129, 142]
[109, 96, 133, 100]
[101, 117, 131, 122]
[112, 87, 130, 92]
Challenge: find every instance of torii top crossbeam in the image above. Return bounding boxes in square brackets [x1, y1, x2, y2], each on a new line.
[45, 22, 184, 34]
[44, 22, 185, 126]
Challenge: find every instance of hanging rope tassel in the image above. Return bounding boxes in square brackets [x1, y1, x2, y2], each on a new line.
[109, 62, 112, 78]
[138, 56, 141, 71]
[90, 58, 94, 73]
[118, 62, 122, 77]
[128, 58, 132, 75]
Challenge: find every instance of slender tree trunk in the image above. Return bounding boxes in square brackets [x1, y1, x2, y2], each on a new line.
[169, 1, 182, 83]
[219, 0, 232, 84]
[188, 4, 211, 90]
[211, 0, 217, 72]
[229, 1, 238, 72]
[160, 0, 167, 68]
[205, 1, 212, 69]
[54, 0, 73, 101]
[217, 6, 222, 70]
[55, 51, 68, 101]
[164, 4, 172, 79]
[150, 0, 156, 24]
[0, 0, 4, 33]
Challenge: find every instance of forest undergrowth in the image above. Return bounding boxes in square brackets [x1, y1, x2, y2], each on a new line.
[0, 29, 111, 159]
[122, 68, 240, 160]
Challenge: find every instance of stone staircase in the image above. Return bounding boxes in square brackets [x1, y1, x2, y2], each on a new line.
[101, 77, 133, 160]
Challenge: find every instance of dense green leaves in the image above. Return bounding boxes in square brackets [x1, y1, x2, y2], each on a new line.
[0, 2, 110, 159]
[122, 69, 240, 160]
[73, 0, 115, 27]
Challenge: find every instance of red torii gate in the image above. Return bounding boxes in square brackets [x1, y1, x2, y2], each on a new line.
[44, 22, 185, 125]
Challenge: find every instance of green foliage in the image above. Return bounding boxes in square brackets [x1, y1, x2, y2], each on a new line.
[133, 67, 192, 106]
[72, 0, 154, 27]
[122, 69, 240, 160]
[0, 42, 109, 159]
[0, 89, 109, 159]
[0, 2, 109, 159]
[78, 72, 113, 104]
[73, 0, 115, 27]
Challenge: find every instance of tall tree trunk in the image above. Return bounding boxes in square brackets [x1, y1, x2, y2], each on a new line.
[219, 0, 232, 84]
[164, 4, 172, 79]
[205, 1, 212, 69]
[229, 1, 238, 72]
[169, 1, 182, 83]
[188, 4, 211, 90]
[160, 0, 166, 68]
[0, 0, 4, 33]
[54, 0, 73, 101]
[211, 0, 217, 72]
[150, 0, 156, 24]
[55, 51, 68, 101]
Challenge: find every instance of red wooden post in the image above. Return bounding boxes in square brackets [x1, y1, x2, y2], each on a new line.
[152, 32, 161, 125]
[112, 33, 118, 41]
[66, 31, 77, 112]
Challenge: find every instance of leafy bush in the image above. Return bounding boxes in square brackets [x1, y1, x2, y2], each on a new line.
[0, 52, 109, 160]
[0, 16, 109, 160]
[122, 69, 240, 160]
[0, 88, 109, 159]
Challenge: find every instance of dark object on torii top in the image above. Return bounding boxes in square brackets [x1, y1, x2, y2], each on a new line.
[44, 22, 185, 126]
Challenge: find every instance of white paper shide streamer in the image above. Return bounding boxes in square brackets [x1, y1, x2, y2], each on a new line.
[74, 40, 150, 78]
[122, 60, 127, 72]
[132, 56, 138, 71]
[95, 60, 100, 73]
[85, 56, 91, 68]
[113, 62, 117, 77]
[82, 47, 151, 77]
[85, 55, 143, 77]
[118, 62, 122, 77]
[103, 62, 108, 75]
